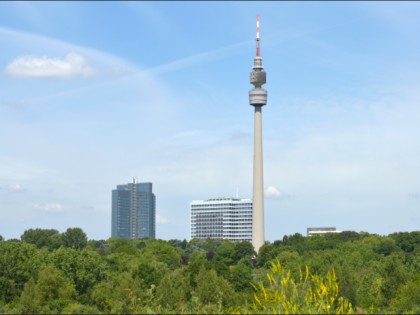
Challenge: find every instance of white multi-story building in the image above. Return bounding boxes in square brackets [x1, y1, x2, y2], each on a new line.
[307, 227, 341, 236]
[190, 198, 253, 242]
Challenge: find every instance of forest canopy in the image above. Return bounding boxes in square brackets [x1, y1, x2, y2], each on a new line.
[0, 229, 419, 314]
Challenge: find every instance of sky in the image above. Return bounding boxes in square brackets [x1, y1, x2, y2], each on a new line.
[1, 1, 419, 242]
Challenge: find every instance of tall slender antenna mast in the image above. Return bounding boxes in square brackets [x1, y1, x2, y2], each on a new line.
[256, 15, 260, 57]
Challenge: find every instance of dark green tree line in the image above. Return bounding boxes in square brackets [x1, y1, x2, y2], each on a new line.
[0, 228, 418, 314]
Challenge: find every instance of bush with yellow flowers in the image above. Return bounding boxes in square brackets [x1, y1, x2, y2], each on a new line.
[235, 260, 354, 314]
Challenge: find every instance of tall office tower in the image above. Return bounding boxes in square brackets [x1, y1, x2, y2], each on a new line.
[249, 15, 267, 252]
[111, 178, 156, 239]
[190, 198, 253, 242]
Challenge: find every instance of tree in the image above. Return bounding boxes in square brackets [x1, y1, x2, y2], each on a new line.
[21, 228, 62, 250]
[373, 237, 398, 256]
[334, 261, 358, 306]
[60, 302, 100, 314]
[87, 239, 109, 256]
[355, 264, 383, 310]
[275, 250, 302, 276]
[194, 267, 237, 309]
[18, 278, 40, 313]
[389, 231, 420, 253]
[233, 241, 256, 263]
[132, 260, 169, 289]
[257, 242, 279, 267]
[187, 251, 208, 287]
[168, 239, 188, 250]
[389, 274, 420, 314]
[230, 257, 253, 292]
[91, 272, 143, 314]
[380, 253, 410, 305]
[62, 228, 87, 250]
[0, 241, 41, 303]
[140, 239, 182, 270]
[155, 267, 192, 312]
[48, 247, 107, 296]
[212, 241, 235, 277]
[333, 231, 362, 242]
[20, 265, 76, 314]
[107, 237, 137, 255]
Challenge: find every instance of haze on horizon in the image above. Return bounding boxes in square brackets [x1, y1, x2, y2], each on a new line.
[1, 1, 419, 241]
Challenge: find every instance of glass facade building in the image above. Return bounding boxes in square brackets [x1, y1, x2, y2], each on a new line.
[111, 179, 156, 239]
[190, 198, 252, 242]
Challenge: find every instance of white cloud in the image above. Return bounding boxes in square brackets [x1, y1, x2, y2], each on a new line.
[0, 183, 25, 192]
[265, 186, 293, 199]
[5, 52, 95, 78]
[156, 214, 168, 224]
[7, 183, 24, 192]
[265, 186, 281, 198]
[33, 203, 63, 213]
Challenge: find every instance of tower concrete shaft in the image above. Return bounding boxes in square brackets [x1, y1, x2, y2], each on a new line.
[252, 106, 264, 252]
[249, 15, 267, 253]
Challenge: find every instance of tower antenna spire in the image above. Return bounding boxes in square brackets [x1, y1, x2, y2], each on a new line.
[256, 14, 260, 57]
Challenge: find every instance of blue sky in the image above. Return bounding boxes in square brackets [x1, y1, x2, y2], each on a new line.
[1, 1, 419, 241]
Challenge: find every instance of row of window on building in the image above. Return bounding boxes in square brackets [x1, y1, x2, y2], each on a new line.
[111, 179, 337, 242]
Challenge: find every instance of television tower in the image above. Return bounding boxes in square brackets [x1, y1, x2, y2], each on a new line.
[249, 15, 267, 252]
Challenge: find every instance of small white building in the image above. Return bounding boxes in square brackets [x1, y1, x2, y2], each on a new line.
[307, 227, 341, 236]
[190, 198, 252, 242]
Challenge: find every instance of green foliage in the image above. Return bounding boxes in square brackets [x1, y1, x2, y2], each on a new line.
[132, 260, 169, 289]
[230, 257, 254, 292]
[48, 247, 107, 296]
[107, 237, 138, 255]
[233, 241, 255, 263]
[87, 239, 109, 256]
[19, 265, 76, 314]
[1, 229, 419, 314]
[156, 267, 191, 311]
[257, 242, 279, 267]
[21, 228, 62, 250]
[212, 240, 235, 277]
[389, 274, 420, 314]
[187, 250, 209, 287]
[194, 267, 237, 309]
[333, 261, 358, 306]
[18, 278, 39, 313]
[331, 231, 362, 242]
[140, 239, 183, 270]
[380, 252, 410, 306]
[61, 303, 101, 314]
[373, 237, 398, 256]
[91, 272, 143, 314]
[61, 227, 88, 250]
[275, 250, 302, 276]
[90, 280, 125, 313]
[168, 238, 188, 250]
[389, 231, 420, 253]
[0, 241, 41, 303]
